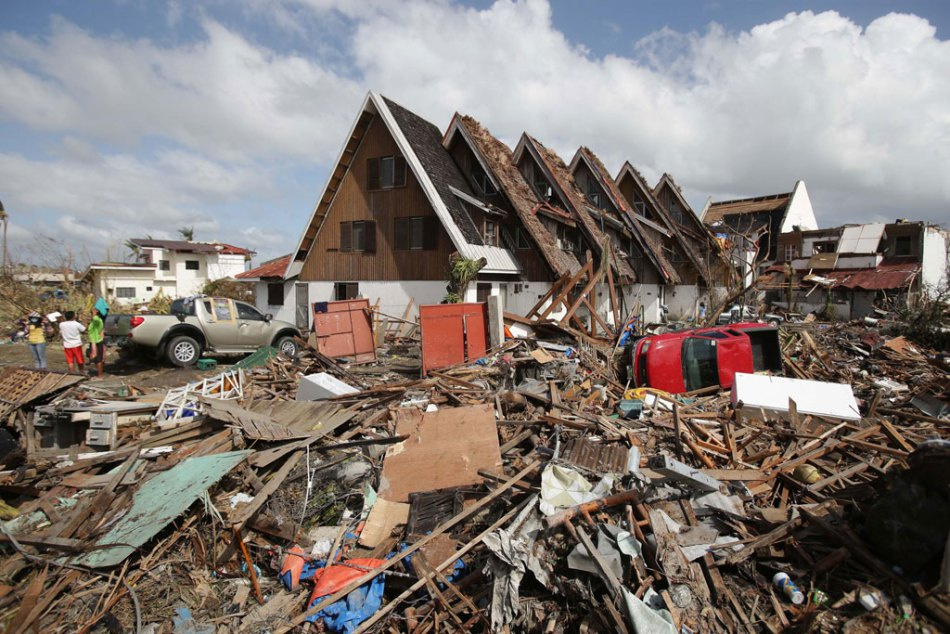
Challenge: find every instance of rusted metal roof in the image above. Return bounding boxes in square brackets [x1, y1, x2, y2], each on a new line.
[560, 437, 631, 475]
[235, 255, 291, 280]
[824, 260, 920, 290]
[704, 192, 792, 224]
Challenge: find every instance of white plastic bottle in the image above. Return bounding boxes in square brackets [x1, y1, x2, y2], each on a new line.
[773, 572, 805, 605]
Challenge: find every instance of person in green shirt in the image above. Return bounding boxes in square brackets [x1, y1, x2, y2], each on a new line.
[88, 307, 106, 378]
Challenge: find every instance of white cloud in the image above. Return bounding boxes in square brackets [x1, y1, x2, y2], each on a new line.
[1, 2, 949, 271]
[0, 16, 363, 163]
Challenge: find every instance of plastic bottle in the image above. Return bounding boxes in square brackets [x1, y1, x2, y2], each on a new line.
[773, 572, 805, 605]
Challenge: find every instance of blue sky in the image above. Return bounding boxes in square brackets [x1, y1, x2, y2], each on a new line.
[1, 0, 948, 268]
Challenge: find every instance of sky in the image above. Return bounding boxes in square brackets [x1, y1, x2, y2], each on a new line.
[1, 0, 948, 269]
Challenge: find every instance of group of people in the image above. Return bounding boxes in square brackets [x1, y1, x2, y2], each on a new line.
[21, 300, 108, 377]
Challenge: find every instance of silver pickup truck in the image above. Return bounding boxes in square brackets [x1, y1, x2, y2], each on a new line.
[108, 296, 301, 366]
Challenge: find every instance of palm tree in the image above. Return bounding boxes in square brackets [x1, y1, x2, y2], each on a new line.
[178, 226, 195, 241]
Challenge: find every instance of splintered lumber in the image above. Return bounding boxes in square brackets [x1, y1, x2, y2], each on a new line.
[231, 450, 304, 530]
[276, 461, 540, 633]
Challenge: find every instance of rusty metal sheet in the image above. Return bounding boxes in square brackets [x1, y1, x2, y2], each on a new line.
[560, 437, 631, 475]
[312, 299, 376, 362]
[419, 303, 489, 374]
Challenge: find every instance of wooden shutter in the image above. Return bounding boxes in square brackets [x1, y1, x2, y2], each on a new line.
[394, 218, 409, 251]
[367, 158, 380, 190]
[394, 156, 407, 187]
[340, 222, 352, 252]
[423, 217, 439, 251]
[364, 221, 377, 253]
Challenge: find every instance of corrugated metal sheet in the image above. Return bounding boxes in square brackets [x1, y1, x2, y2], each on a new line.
[312, 299, 377, 362]
[826, 262, 920, 290]
[75, 450, 250, 568]
[419, 303, 489, 374]
[459, 244, 521, 274]
[560, 438, 631, 475]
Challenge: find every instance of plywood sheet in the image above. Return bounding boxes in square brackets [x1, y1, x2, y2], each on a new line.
[358, 498, 410, 548]
[377, 404, 502, 503]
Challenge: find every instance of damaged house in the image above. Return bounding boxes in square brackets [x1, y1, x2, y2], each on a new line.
[766, 220, 950, 319]
[701, 180, 818, 287]
[281, 92, 729, 329]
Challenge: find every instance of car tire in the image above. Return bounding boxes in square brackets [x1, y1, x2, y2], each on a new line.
[275, 336, 298, 358]
[167, 335, 201, 367]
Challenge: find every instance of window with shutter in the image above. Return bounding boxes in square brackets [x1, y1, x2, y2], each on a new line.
[395, 218, 409, 250]
[393, 156, 407, 187]
[363, 221, 376, 252]
[367, 159, 380, 190]
[340, 222, 352, 252]
[368, 155, 407, 190]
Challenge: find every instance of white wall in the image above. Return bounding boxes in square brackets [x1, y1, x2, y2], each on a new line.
[301, 281, 446, 322]
[922, 226, 949, 294]
[784, 181, 819, 231]
[208, 253, 248, 281]
[94, 269, 160, 305]
[253, 280, 298, 325]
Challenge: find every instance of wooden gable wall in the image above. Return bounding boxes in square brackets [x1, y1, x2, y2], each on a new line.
[300, 115, 455, 282]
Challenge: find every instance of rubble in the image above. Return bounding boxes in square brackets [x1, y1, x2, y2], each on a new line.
[0, 313, 947, 633]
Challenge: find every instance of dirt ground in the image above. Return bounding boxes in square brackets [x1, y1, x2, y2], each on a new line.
[0, 341, 240, 390]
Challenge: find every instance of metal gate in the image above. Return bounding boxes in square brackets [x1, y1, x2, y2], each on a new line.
[419, 303, 489, 374]
[312, 298, 376, 362]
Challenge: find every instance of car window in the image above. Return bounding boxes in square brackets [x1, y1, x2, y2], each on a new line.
[681, 337, 719, 391]
[213, 298, 233, 321]
[236, 302, 265, 321]
[171, 299, 196, 316]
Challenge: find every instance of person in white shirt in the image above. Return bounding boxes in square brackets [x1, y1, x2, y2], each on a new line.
[58, 310, 86, 374]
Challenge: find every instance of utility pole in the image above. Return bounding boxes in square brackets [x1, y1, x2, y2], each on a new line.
[0, 199, 8, 276]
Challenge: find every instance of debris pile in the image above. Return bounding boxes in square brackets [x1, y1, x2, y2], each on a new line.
[0, 319, 947, 633]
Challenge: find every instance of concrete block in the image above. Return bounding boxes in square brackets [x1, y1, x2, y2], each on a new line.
[295, 372, 359, 401]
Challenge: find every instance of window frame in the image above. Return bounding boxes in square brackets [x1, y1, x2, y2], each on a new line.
[115, 287, 136, 299]
[894, 235, 913, 256]
[159, 259, 170, 271]
[367, 155, 407, 190]
[340, 221, 377, 253]
[266, 283, 284, 306]
[235, 301, 266, 321]
[184, 260, 200, 271]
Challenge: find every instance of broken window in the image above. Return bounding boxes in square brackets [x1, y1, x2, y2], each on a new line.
[632, 192, 648, 216]
[395, 217, 438, 251]
[557, 225, 579, 253]
[894, 235, 913, 256]
[159, 260, 170, 271]
[267, 283, 284, 306]
[367, 156, 407, 190]
[813, 241, 838, 254]
[340, 221, 376, 253]
[670, 200, 685, 224]
[470, 164, 496, 196]
[784, 244, 799, 261]
[334, 282, 359, 300]
[682, 337, 719, 391]
[501, 226, 531, 250]
[484, 220, 498, 246]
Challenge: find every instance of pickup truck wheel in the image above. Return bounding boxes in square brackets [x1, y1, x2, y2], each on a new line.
[167, 336, 201, 367]
[767, 318, 780, 327]
[275, 336, 298, 358]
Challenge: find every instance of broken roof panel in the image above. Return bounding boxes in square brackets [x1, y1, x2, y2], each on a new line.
[449, 115, 581, 277]
[703, 192, 792, 225]
[235, 255, 291, 280]
[520, 136, 636, 280]
[74, 450, 250, 568]
[838, 223, 886, 254]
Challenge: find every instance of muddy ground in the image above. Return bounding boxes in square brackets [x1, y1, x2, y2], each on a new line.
[0, 341, 251, 390]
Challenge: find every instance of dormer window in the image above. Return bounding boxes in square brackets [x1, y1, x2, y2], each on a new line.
[471, 165, 497, 196]
[670, 201, 684, 224]
[632, 193, 647, 216]
[535, 180, 553, 202]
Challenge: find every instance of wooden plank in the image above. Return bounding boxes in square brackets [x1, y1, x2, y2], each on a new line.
[231, 450, 304, 530]
[277, 461, 539, 633]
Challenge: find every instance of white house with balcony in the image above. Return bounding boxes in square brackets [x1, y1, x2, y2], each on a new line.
[83, 239, 254, 306]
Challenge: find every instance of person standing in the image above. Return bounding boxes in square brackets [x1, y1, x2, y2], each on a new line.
[87, 307, 106, 378]
[58, 310, 86, 374]
[25, 312, 48, 369]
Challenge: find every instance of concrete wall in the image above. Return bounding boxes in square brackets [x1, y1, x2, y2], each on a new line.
[93, 269, 160, 305]
[253, 280, 298, 325]
[922, 226, 949, 294]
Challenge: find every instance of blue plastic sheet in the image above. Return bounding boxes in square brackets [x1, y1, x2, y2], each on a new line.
[305, 574, 385, 633]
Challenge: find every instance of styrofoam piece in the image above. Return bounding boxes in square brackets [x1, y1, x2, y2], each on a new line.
[295, 372, 359, 401]
[731, 372, 861, 421]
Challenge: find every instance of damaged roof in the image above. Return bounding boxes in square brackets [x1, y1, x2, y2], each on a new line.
[519, 135, 637, 281]
[129, 239, 255, 256]
[235, 254, 291, 280]
[575, 148, 680, 285]
[447, 115, 581, 278]
[703, 192, 792, 227]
